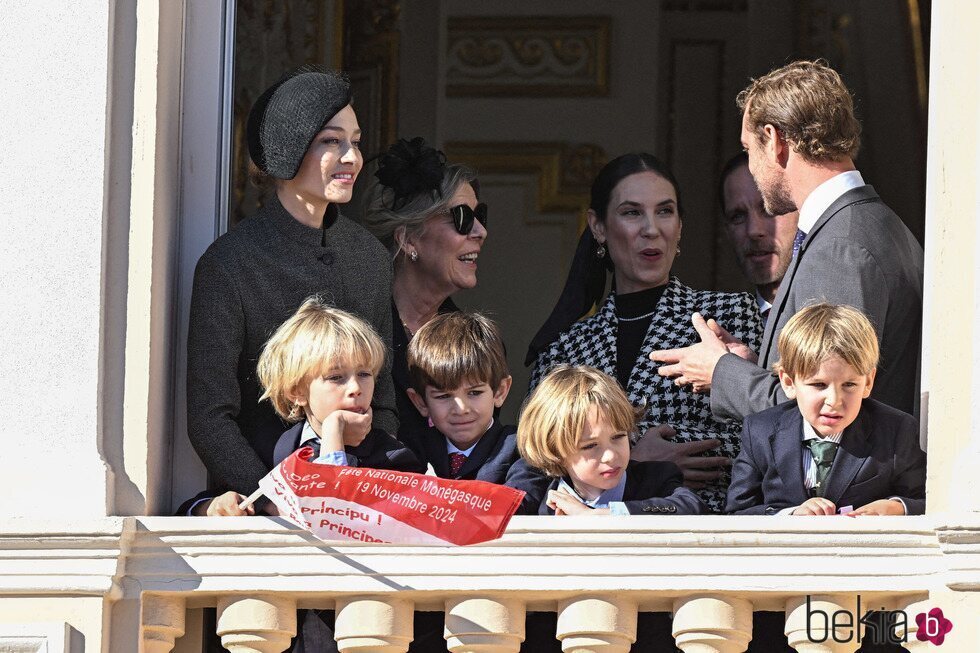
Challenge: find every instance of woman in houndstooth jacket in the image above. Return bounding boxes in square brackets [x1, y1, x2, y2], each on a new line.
[527, 153, 763, 512]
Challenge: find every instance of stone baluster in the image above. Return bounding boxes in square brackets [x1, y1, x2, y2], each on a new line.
[556, 596, 637, 653]
[140, 593, 186, 653]
[785, 595, 858, 653]
[334, 596, 414, 653]
[216, 595, 297, 653]
[672, 594, 752, 653]
[444, 596, 525, 653]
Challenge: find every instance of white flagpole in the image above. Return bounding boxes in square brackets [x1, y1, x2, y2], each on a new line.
[238, 488, 264, 511]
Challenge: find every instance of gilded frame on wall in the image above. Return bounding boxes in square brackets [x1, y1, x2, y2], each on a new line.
[446, 16, 610, 97]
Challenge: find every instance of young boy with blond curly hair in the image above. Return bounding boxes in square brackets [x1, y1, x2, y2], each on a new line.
[518, 365, 705, 515]
[726, 303, 926, 516]
[182, 296, 422, 516]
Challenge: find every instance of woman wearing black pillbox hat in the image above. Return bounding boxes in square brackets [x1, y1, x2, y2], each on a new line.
[185, 67, 398, 511]
[185, 67, 403, 652]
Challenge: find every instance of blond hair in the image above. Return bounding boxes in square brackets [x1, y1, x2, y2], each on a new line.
[517, 365, 638, 477]
[407, 312, 508, 392]
[775, 303, 879, 379]
[736, 59, 861, 162]
[257, 296, 386, 422]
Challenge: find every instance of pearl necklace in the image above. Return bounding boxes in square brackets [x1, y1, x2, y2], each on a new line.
[615, 310, 657, 322]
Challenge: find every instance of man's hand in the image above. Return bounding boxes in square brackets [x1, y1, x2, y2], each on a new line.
[706, 318, 758, 364]
[846, 499, 905, 516]
[649, 313, 730, 392]
[792, 497, 837, 516]
[630, 424, 729, 489]
[200, 491, 254, 516]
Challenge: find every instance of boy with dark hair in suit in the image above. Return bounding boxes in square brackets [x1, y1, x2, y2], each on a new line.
[403, 312, 550, 513]
[726, 303, 925, 516]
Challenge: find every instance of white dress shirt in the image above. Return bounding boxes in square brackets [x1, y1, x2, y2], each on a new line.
[797, 170, 865, 235]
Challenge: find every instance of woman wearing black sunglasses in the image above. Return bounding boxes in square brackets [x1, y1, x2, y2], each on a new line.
[362, 137, 489, 447]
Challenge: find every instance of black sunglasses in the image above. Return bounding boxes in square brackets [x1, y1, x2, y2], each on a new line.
[449, 203, 488, 235]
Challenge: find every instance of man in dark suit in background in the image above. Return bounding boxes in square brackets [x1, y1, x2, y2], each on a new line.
[719, 151, 800, 324]
[652, 60, 923, 420]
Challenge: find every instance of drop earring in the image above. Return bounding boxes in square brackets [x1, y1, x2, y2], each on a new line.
[410, 250, 419, 262]
[595, 241, 607, 259]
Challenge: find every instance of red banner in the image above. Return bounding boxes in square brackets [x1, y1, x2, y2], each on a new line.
[258, 447, 525, 545]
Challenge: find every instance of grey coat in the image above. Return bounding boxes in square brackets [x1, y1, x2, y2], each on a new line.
[711, 185, 923, 420]
[186, 194, 397, 497]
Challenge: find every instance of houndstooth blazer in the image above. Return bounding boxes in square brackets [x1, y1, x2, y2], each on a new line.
[529, 277, 763, 512]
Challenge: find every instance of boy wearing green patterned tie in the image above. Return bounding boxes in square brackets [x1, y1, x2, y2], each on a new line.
[726, 303, 925, 516]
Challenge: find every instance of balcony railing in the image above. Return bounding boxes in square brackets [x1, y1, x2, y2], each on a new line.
[4, 515, 978, 652]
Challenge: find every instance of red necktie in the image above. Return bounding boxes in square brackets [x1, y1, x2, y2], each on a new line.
[449, 452, 467, 477]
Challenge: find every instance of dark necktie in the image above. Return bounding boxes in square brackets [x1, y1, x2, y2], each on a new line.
[806, 439, 839, 497]
[449, 452, 467, 477]
[760, 306, 771, 325]
[308, 438, 321, 458]
[792, 228, 806, 259]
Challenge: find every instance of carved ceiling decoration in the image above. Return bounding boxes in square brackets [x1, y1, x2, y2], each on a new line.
[444, 142, 607, 224]
[446, 17, 610, 97]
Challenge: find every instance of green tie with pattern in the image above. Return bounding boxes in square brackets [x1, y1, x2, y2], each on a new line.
[806, 439, 839, 497]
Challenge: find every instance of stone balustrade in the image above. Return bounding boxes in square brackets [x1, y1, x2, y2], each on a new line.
[3, 515, 979, 652]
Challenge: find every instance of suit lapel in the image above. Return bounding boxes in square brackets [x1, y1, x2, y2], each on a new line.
[760, 185, 879, 366]
[456, 422, 504, 478]
[420, 429, 451, 477]
[622, 460, 647, 501]
[625, 278, 682, 403]
[273, 422, 305, 466]
[821, 409, 872, 505]
[595, 295, 619, 378]
[769, 408, 809, 504]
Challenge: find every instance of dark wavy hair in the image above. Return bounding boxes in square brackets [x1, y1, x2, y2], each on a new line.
[525, 153, 682, 365]
[590, 152, 684, 221]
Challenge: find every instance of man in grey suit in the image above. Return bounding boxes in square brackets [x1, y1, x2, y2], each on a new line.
[651, 60, 923, 419]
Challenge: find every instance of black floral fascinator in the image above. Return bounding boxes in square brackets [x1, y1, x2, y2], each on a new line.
[374, 137, 447, 210]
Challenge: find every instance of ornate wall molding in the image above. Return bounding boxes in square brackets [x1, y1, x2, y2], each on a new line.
[443, 141, 606, 218]
[446, 16, 610, 97]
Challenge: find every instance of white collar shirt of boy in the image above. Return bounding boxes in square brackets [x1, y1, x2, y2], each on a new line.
[301, 421, 353, 466]
[556, 474, 630, 515]
[444, 418, 495, 457]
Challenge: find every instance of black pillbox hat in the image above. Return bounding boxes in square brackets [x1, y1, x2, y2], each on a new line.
[246, 68, 353, 180]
